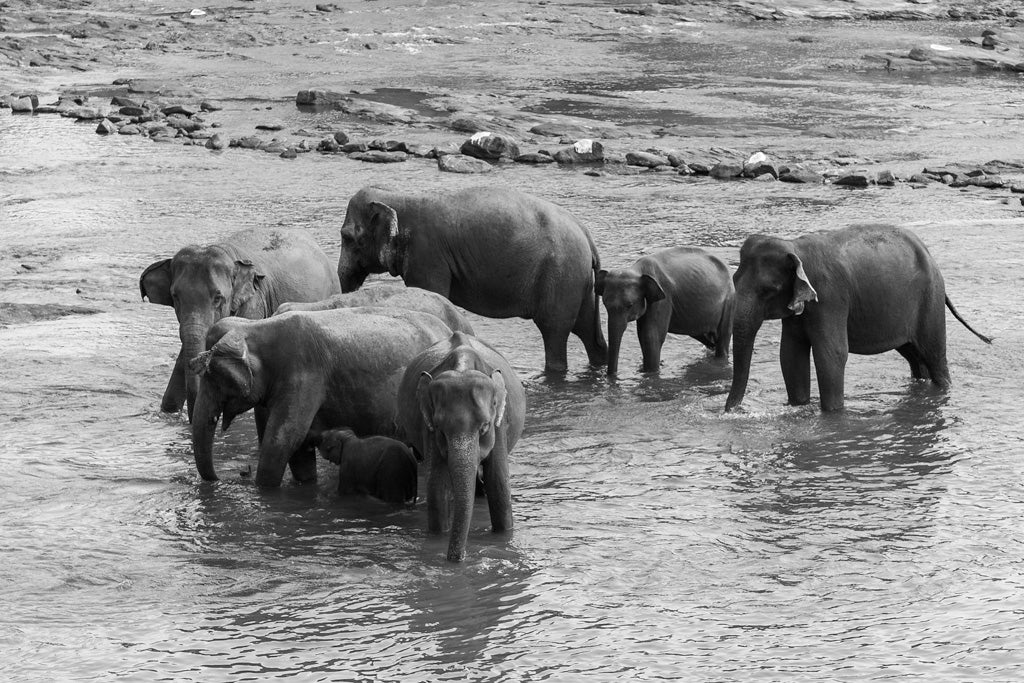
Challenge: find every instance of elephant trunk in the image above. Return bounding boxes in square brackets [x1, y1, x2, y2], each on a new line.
[337, 250, 368, 293]
[446, 434, 480, 563]
[179, 318, 211, 422]
[606, 314, 628, 376]
[725, 298, 763, 412]
[191, 385, 221, 481]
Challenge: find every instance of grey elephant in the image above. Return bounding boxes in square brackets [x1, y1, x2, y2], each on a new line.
[316, 428, 418, 505]
[140, 228, 339, 420]
[595, 247, 734, 375]
[335, 185, 607, 373]
[725, 224, 992, 412]
[396, 332, 526, 563]
[274, 283, 475, 335]
[189, 307, 452, 487]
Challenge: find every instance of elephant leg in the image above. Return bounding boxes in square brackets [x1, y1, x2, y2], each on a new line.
[811, 335, 849, 412]
[426, 454, 452, 535]
[780, 322, 812, 406]
[637, 314, 667, 373]
[897, 343, 929, 380]
[288, 444, 318, 484]
[254, 406, 269, 444]
[160, 349, 188, 413]
[916, 315, 950, 389]
[254, 406, 316, 487]
[537, 321, 571, 374]
[715, 299, 734, 359]
[572, 287, 608, 367]
[482, 434, 513, 533]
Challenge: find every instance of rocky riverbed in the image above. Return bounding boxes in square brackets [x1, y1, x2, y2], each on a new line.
[4, 0, 1024, 201]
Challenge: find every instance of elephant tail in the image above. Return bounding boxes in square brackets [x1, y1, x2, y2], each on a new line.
[946, 296, 993, 344]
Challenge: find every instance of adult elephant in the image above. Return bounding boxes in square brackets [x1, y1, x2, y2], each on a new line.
[396, 332, 526, 563]
[725, 224, 992, 413]
[189, 307, 453, 487]
[336, 185, 607, 373]
[274, 283, 475, 335]
[140, 228, 339, 420]
[595, 247, 734, 375]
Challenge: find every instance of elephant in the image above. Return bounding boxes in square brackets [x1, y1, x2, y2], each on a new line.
[188, 306, 453, 487]
[274, 283, 475, 335]
[595, 246, 735, 375]
[140, 228, 339, 420]
[335, 185, 608, 373]
[725, 224, 992, 413]
[396, 331, 526, 563]
[316, 428, 418, 505]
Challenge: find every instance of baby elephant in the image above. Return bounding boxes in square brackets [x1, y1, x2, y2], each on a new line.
[595, 246, 735, 375]
[317, 428, 418, 505]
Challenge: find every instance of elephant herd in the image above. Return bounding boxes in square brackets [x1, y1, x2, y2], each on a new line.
[141, 184, 992, 562]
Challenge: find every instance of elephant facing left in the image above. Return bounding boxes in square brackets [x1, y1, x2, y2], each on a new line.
[140, 228, 339, 420]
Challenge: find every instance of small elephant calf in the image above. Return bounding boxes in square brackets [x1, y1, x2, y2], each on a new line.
[316, 428, 418, 505]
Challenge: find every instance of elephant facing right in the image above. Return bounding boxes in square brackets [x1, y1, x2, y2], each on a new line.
[726, 224, 992, 412]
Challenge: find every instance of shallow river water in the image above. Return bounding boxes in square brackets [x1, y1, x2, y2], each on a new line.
[1, 103, 1023, 681]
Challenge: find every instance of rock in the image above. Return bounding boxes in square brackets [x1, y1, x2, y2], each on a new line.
[206, 134, 226, 150]
[280, 149, 298, 159]
[7, 96, 34, 113]
[260, 141, 289, 154]
[908, 173, 932, 184]
[118, 124, 142, 135]
[317, 137, 341, 153]
[447, 115, 493, 133]
[162, 104, 196, 117]
[333, 130, 349, 145]
[834, 172, 872, 187]
[958, 175, 1005, 189]
[231, 136, 264, 149]
[95, 119, 117, 135]
[667, 152, 686, 167]
[437, 154, 493, 173]
[552, 139, 604, 164]
[348, 150, 408, 163]
[514, 152, 555, 164]
[110, 96, 140, 108]
[1009, 183, 1024, 194]
[340, 141, 369, 153]
[11, 93, 39, 109]
[709, 163, 742, 179]
[687, 162, 711, 175]
[369, 139, 408, 152]
[625, 151, 669, 168]
[752, 173, 776, 182]
[200, 100, 223, 112]
[119, 106, 145, 117]
[256, 121, 286, 131]
[876, 169, 897, 185]
[430, 144, 461, 158]
[460, 132, 520, 160]
[779, 167, 824, 184]
[166, 115, 203, 132]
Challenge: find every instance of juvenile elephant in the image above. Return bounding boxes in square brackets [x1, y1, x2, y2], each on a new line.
[595, 247, 734, 375]
[396, 332, 526, 563]
[336, 185, 607, 373]
[189, 307, 452, 487]
[316, 428, 418, 505]
[140, 228, 339, 419]
[725, 224, 992, 412]
[274, 284, 475, 335]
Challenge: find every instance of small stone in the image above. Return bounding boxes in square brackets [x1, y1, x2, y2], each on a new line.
[687, 162, 711, 175]
[256, 121, 286, 131]
[206, 134, 226, 150]
[349, 150, 408, 163]
[779, 168, 824, 184]
[834, 172, 871, 187]
[515, 152, 555, 164]
[667, 153, 686, 167]
[280, 149, 298, 159]
[908, 173, 932, 184]
[200, 100, 222, 112]
[333, 130, 349, 145]
[437, 154, 493, 174]
[625, 151, 669, 168]
[232, 136, 264, 149]
[710, 163, 742, 179]
[95, 118, 117, 135]
[118, 124, 142, 135]
[340, 141, 369, 153]
[162, 104, 196, 117]
[876, 169, 897, 185]
[752, 173, 776, 182]
[552, 139, 604, 164]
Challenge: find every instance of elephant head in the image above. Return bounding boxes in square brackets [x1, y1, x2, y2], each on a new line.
[594, 268, 665, 375]
[417, 366, 508, 563]
[337, 189, 410, 291]
[188, 326, 263, 480]
[725, 235, 818, 411]
[140, 246, 266, 419]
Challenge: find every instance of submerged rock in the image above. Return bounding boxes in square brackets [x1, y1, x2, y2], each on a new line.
[349, 150, 408, 163]
[437, 154, 492, 173]
[552, 139, 604, 164]
[625, 151, 668, 168]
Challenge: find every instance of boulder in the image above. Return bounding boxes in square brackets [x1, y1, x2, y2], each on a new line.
[515, 152, 555, 164]
[626, 151, 669, 168]
[333, 130, 350, 145]
[317, 137, 341, 153]
[709, 163, 742, 179]
[437, 154, 493, 174]
[687, 162, 711, 175]
[742, 152, 779, 179]
[667, 152, 686, 168]
[205, 134, 226, 150]
[5, 96, 35, 113]
[460, 132, 520, 160]
[95, 119, 117, 135]
[118, 124, 142, 135]
[162, 104, 196, 117]
[779, 167, 824, 184]
[876, 169, 897, 186]
[834, 172, 872, 187]
[348, 151, 409, 163]
[552, 139, 604, 164]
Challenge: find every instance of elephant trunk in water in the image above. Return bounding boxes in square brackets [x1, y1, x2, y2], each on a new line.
[446, 434, 482, 563]
[605, 315, 628, 376]
[725, 300, 763, 411]
[191, 386, 221, 481]
[180, 317, 212, 421]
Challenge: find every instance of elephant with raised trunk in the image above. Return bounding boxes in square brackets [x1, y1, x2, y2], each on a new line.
[725, 224, 992, 413]
[396, 332, 526, 563]
[336, 185, 607, 373]
[274, 283, 475, 335]
[140, 228, 339, 420]
[595, 247, 734, 376]
[189, 307, 452, 487]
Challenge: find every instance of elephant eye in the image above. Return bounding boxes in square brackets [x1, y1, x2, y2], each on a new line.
[479, 422, 491, 436]
[213, 294, 226, 306]
[341, 233, 354, 245]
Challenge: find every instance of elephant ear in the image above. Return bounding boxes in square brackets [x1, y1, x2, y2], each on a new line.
[416, 371, 436, 432]
[490, 370, 508, 428]
[368, 201, 406, 277]
[200, 330, 254, 397]
[230, 259, 265, 315]
[140, 258, 173, 306]
[787, 253, 819, 315]
[594, 269, 608, 296]
[641, 274, 666, 304]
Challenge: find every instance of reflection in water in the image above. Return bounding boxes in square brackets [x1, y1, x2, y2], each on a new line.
[3, 106, 1024, 680]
